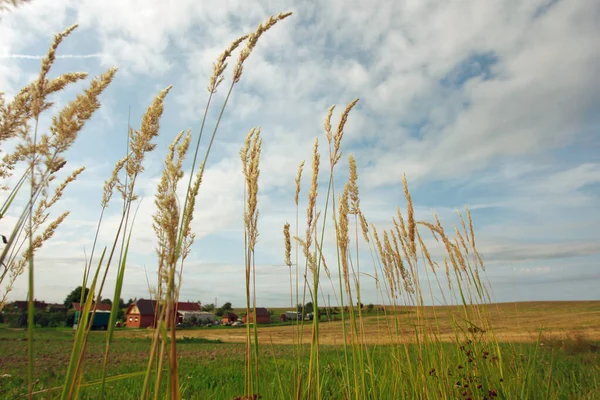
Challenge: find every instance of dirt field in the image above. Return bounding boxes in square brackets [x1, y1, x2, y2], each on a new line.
[117, 301, 600, 345]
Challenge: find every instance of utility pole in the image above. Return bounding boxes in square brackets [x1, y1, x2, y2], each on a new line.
[215, 297, 217, 308]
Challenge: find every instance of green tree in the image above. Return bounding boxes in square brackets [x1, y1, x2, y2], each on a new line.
[202, 303, 215, 312]
[100, 298, 112, 305]
[304, 302, 314, 314]
[367, 303, 374, 312]
[63, 286, 91, 309]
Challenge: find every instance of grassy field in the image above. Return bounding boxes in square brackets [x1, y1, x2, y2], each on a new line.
[1, 301, 599, 399]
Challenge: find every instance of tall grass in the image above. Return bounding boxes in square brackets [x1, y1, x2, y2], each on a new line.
[0, 6, 583, 400]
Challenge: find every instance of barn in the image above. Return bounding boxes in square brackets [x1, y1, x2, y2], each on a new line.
[242, 307, 271, 324]
[125, 299, 202, 328]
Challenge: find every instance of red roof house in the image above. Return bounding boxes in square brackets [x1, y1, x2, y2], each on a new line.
[125, 299, 201, 328]
[222, 312, 238, 323]
[242, 307, 271, 324]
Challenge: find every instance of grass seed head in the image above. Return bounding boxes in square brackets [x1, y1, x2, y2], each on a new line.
[49, 67, 117, 154]
[305, 138, 319, 251]
[294, 160, 304, 206]
[348, 154, 359, 214]
[208, 34, 250, 93]
[331, 99, 359, 166]
[402, 173, 416, 258]
[32, 24, 79, 117]
[283, 222, 291, 267]
[127, 85, 172, 184]
[233, 12, 292, 83]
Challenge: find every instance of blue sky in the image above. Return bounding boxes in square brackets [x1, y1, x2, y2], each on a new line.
[0, 0, 599, 307]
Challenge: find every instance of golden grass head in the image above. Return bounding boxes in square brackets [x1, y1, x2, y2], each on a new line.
[401, 173, 416, 257]
[338, 184, 351, 289]
[283, 222, 291, 267]
[208, 34, 249, 93]
[324, 104, 335, 145]
[181, 164, 205, 259]
[44, 165, 85, 210]
[153, 130, 193, 268]
[305, 138, 319, 250]
[241, 127, 262, 250]
[102, 152, 130, 207]
[127, 85, 172, 181]
[33, 24, 79, 117]
[331, 98, 359, 166]
[347, 154, 359, 214]
[233, 12, 293, 83]
[294, 160, 304, 206]
[49, 67, 118, 154]
[359, 211, 369, 243]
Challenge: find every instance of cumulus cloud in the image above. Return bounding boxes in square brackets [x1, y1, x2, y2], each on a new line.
[1, 0, 599, 306]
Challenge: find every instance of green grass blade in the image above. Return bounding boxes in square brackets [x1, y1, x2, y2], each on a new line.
[99, 205, 138, 398]
[60, 247, 106, 400]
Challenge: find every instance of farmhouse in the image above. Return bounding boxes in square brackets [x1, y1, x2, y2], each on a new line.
[222, 312, 238, 323]
[242, 307, 271, 324]
[125, 299, 203, 328]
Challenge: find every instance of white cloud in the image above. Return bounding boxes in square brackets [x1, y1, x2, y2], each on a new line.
[1, 0, 599, 305]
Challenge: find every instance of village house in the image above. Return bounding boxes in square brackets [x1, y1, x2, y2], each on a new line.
[242, 307, 271, 324]
[11, 300, 48, 312]
[124, 299, 203, 328]
[222, 312, 238, 323]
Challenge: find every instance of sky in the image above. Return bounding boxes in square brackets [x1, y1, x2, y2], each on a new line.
[0, 0, 599, 308]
